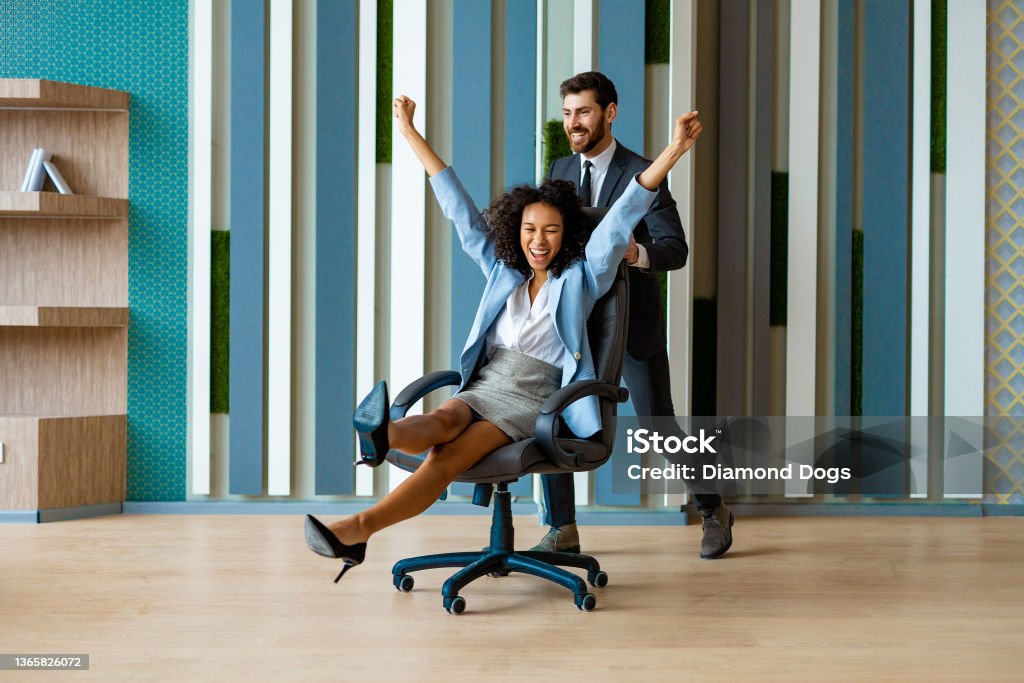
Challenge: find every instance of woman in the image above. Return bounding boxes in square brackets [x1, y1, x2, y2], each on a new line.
[305, 96, 701, 581]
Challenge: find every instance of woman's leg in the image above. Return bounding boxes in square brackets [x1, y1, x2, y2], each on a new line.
[330, 419, 512, 544]
[388, 398, 474, 454]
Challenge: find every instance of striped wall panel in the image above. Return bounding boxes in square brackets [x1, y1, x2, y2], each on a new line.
[945, 0, 985, 418]
[388, 0, 428, 492]
[450, 0, 491, 367]
[267, 0, 293, 496]
[597, 0, 645, 154]
[573, 0, 595, 73]
[943, 0, 985, 498]
[752, 0, 773, 416]
[861, 0, 910, 416]
[910, 0, 932, 418]
[717, 0, 749, 416]
[229, 0, 267, 495]
[191, 0, 214, 495]
[448, 0, 492, 500]
[315, 0, 357, 494]
[503, 0, 538, 499]
[504, 0, 537, 188]
[834, 0, 854, 416]
[909, 0, 932, 496]
[355, 0, 380, 498]
[664, 0, 698, 508]
[594, 0, 645, 507]
[784, 0, 819, 422]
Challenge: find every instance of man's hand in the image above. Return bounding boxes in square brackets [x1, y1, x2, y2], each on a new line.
[672, 111, 702, 154]
[393, 95, 417, 136]
[624, 233, 639, 265]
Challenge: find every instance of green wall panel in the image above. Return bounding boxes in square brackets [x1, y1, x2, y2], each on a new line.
[377, 0, 393, 163]
[211, 231, 230, 414]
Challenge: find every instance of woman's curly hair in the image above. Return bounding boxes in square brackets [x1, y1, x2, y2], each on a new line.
[484, 179, 589, 278]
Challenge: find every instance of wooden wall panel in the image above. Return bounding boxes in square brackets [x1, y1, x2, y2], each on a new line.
[37, 416, 126, 508]
[0, 417, 40, 509]
[0, 327, 127, 415]
[0, 219, 127, 305]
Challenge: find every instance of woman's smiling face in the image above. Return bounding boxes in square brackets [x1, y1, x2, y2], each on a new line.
[519, 202, 564, 272]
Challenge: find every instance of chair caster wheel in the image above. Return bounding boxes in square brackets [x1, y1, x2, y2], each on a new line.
[575, 593, 597, 611]
[588, 570, 608, 588]
[488, 568, 511, 578]
[444, 595, 466, 615]
[394, 574, 414, 592]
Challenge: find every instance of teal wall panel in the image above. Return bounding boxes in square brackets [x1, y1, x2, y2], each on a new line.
[1, 0, 190, 501]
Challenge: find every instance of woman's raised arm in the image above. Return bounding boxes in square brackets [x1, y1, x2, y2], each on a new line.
[394, 96, 447, 176]
[582, 111, 702, 296]
[396, 95, 496, 274]
[637, 111, 701, 190]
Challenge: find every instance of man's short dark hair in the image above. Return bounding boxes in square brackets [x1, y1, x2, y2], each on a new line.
[559, 71, 618, 109]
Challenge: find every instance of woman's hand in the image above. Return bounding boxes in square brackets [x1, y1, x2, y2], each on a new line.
[672, 111, 702, 154]
[393, 94, 446, 176]
[393, 95, 417, 136]
[637, 111, 701, 191]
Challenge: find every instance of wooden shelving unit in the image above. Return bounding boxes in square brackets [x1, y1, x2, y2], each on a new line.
[0, 191, 128, 218]
[0, 79, 129, 519]
[0, 306, 129, 327]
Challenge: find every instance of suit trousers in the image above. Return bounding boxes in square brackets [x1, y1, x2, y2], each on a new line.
[541, 346, 722, 527]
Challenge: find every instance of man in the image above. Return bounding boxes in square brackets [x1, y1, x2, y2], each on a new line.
[533, 71, 734, 559]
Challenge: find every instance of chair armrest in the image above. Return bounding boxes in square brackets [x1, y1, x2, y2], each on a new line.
[534, 380, 629, 468]
[390, 370, 462, 420]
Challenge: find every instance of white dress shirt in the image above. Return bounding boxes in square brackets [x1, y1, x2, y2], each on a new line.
[580, 138, 651, 269]
[486, 274, 563, 369]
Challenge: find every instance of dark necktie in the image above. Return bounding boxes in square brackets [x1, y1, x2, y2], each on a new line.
[579, 160, 593, 207]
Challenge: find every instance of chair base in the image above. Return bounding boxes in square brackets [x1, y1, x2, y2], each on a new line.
[390, 484, 607, 613]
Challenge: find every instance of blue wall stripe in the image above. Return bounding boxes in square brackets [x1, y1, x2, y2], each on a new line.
[450, 0, 491, 368]
[503, 0, 537, 498]
[596, 0, 645, 154]
[862, 1, 910, 415]
[501, 0, 536, 497]
[449, 0, 493, 499]
[834, 0, 854, 415]
[504, 0, 537, 187]
[229, 0, 267, 494]
[595, 0, 645, 506]
[314, 0, 357, 494]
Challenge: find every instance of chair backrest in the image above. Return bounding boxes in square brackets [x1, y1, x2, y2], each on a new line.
[579, 207, 630, 452]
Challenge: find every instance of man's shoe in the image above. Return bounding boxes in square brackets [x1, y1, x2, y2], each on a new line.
[529, 523, 581, 554]
[699, 505, 734, 559]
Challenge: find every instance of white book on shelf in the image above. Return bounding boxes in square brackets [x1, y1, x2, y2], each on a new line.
[26, 148, 52, 192]
[20, 148, 41, 192]
[43, 160, 74, 195]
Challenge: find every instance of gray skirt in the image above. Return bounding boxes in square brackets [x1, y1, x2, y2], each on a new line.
[452, 348, 562, 441]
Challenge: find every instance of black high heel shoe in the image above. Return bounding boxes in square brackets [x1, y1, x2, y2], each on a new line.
[304, 515, 368, 583]
[353, 380, 390, 467]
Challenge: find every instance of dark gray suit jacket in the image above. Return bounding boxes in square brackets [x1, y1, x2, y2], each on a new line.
[547, 140, 689, 359]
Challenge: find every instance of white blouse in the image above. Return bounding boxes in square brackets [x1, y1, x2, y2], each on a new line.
[485, 275, 564, 369]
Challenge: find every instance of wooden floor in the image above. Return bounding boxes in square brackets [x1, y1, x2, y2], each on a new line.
[2, 514, 1023, 681]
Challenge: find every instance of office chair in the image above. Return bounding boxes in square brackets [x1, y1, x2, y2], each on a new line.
[384, 221, 630, 614]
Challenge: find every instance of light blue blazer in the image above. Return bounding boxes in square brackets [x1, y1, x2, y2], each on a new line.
[429, 166, 657, 438]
